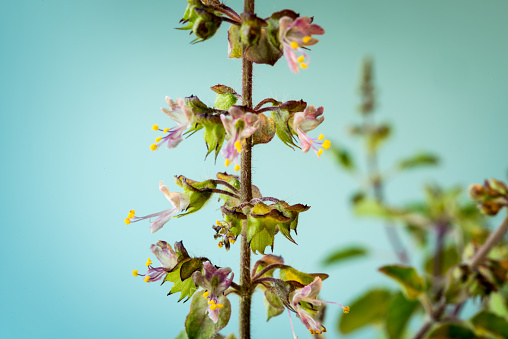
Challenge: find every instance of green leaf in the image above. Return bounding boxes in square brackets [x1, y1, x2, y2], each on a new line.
[338, 289, 392, 334]
[385, 292, 420, 339]
[185, 292, 231, 339]
[180, 258, 204, 281]
[264, 288, 285, 321]
[174, 176, 217, 217]
[397, 152, 439, 170]
[378, 265, 425, 300]
[165, 260, 198, 302]
[424, 247, 460, 276]
[271, 109, 297, 149]
[353, 199, 392, 217]
[249, 229, 274, 255]
[175, 329, 189, 339]
[227, 25, 242, 58]
[471, 311, 508, 339]
[279, 266, 328, 285]
[427, 323, 477, 339]
[488, 292, 508, 318]
[329, 145, 356, 172]
[322, 246, 368, 266]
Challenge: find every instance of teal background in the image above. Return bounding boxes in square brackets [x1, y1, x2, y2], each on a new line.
[1, 0, 507, 338]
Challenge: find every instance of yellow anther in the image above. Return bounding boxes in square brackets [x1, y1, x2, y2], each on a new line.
[127, 213, 135, 219]
[343, 306, 350, 314]
[234, 140, 242, 153]
[225, 159, 231, 167]
[203, 291, 209, 298]
[318, 134, 324, 140]
[303, 36, 312, 44]
[234, 164, 241, 171]
[309, 329, 315, 334]
[144, 276, 151, 282]
[218, 241, 224, 248]
[322, 139, 331, 150]
[317, 149, 323, 156]
[230, 239, 235, 244]
[124, 218, 131, 225]
[155, 137, 162, 142]
[322, 328, 327, 333]
[208, 300, 215, 305]
[216, 220, 222, 226]
[132, 270, 139, 277]
[163, 128, 170, 133]
[315, 330, 321, 334]
[150, 144, 157, 151]
[300, 63, 308, 69]
[297, 56, 305, 63]
[217, 303, 224, 309]
[130, 210, 135, 214]
[152, 124, 159, 131]
[145, 258, 152, 267]
[209, 304, 217, 311]
[290, 41, 299, 49]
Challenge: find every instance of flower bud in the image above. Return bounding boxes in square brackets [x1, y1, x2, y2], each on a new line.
[468, 184, 486, 201]
[192, 8, 222, 41]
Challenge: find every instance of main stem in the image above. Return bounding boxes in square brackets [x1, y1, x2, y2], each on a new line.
[239, 1, 254, 339]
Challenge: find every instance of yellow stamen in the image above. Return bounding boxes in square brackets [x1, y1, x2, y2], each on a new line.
[317, 149, 323, 156]
[230, 239, 235, 244]
[163, 128, 170, 133]
[209, 304, 217, 311]
[130, 210, 135, 214]
[225, 159, 231, 167]
[303, 36, 312, 44]
[132, 270, 139, 277]
[234, 164, 241, 171]
[300, 63, 308, 69]
[145, 258, 152, 267]
[150, 144, 157, 151]
[217, 303, 224, 309]
[124, 218, 131, 225]
[318, 134, 324, 140]
[152, 124, 159, 131]
[297, 56, 305, 63]
[315, 330, 321, 334]
[144, 276, 151, 282]
[343, 306, 350, 314]
[322, 139, 331, 150]
[216, 220, 222, 226]
[290, 41, 299, 49]
[208, 300, 215, 305]
[155, 136, 162, 142]
[218, 241, 224, 248]
[322, 328, 327, 333]
[309, 329, 315, 334]
[234, 140, 242, 153]
[127, 213, 135, 219]
[203, 291, 209, 298]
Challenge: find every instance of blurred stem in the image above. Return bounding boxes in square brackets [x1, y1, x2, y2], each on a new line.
[239, 1, 254, 339]
[433, 221, 448, 278]
[363, 113, 409, 264]
[470, 212, 508, 268]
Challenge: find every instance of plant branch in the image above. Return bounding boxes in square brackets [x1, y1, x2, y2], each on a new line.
[470, 212, 508, 268]
[210, 179, 240, 194]
[251, 263, 285, 280]
[254, 98, 280, 110]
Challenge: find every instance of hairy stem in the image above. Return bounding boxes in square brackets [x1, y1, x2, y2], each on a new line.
[239, 1, 254, 338]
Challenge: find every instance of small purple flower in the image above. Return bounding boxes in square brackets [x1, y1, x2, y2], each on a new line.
[287, 277, 349, 337]
[278, 16, 325, 74]
[288, 105, 330, 157]
[192, 261, 234, 323]
[150, 97, 195, 151]
[125, 181, 190, 233]
[132, 241, 178, 283]
[220, 107, 259, 171]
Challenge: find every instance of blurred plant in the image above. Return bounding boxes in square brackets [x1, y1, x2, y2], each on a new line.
[125, 1, 346, 339]
[324, 59, 508, 339]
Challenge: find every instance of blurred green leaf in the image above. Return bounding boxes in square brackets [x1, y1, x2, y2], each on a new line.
[471, 311, 508, 339]
[396, 153, 439, 170]
[175, 329, 188, 339]
[354, 199, 391, 217]
[338, 289, 392, 334]
[427, 323, 477, 339]
[329, 145, 356, 172]
[424, 247, 460, 276]
[378, 265, 425, 300]
[322, 246, 368, 266]
[185, 292, 231, 339]
[489, 292, 508, 318]
[367, 123, 391, 153]
[385, 292, 420, 339]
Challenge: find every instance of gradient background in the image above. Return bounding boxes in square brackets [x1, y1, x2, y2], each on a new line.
[1, 0, 507, 338]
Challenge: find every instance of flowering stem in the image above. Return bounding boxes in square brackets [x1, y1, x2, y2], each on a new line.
[251, 263, 285, 280]
[470, 212, 508, 268]
[239, 1, 255, 338]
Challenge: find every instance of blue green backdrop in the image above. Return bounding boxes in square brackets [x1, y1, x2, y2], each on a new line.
[1, 0, 507, 338]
